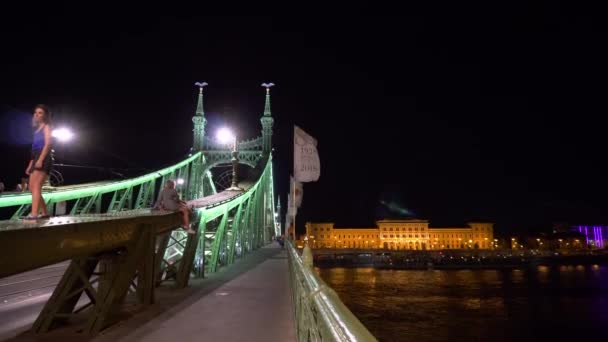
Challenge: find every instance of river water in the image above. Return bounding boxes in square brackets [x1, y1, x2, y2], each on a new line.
[317, 265, 608, 341]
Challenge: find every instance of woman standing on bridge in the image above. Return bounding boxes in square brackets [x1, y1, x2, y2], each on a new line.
[23, 104, 54, 220]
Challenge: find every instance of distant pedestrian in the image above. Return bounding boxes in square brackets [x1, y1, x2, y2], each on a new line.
[154, 180, 195, 234]
[20, 177, 28, 192]
[23, 104, 54, 220]
[0, 181, 4, 193]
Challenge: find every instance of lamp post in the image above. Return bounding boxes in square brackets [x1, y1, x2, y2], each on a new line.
[217, 128, 242, 191]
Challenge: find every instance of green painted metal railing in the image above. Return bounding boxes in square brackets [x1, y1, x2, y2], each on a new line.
[0, 152, 202, 208]
[150, 154, 277, 283]
[286, 241, 377, 342]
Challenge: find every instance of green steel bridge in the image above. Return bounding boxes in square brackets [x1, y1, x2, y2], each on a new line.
[0, 84, 376, 341]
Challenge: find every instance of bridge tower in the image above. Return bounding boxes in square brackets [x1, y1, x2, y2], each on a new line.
[192, 81, 208, 151]
[189, 82, 209, 199]
[260, 83, 275, 154]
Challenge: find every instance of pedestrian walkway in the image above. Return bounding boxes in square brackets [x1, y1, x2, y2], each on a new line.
[93, 243, 295, 342]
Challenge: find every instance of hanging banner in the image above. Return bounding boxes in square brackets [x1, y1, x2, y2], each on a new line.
[294, 125, 320, 182]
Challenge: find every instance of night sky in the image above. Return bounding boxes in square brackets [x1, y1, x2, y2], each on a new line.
[1, 8, 607, 237]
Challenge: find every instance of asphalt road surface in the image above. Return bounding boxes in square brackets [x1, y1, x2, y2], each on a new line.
[0, 262, 67, 340]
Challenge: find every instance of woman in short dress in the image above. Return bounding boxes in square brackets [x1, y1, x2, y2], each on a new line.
[23, 104, 54, 220]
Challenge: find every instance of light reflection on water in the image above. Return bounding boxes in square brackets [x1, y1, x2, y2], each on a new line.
[316, 265, 608, 342]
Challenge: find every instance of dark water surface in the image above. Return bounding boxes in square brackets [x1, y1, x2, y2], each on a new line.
[317, 265, 608, 341]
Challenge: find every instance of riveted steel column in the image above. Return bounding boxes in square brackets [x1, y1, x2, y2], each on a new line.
[208, 206, 229, 273]
[85, 225, 150, 334]
[253, 185, 263, 249]
[33, 257, 100, 333]
[193, 215, 207, 277]
[136, 225, 157, 305]
[241, 195, 254, 254]
[176, 213, 203, 288]
[227, 201, 244, 265]
[154, 232, 171, 285]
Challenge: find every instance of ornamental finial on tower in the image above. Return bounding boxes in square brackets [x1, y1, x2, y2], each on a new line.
[194, 81, 208, 116]
[261, 82, 274, 116]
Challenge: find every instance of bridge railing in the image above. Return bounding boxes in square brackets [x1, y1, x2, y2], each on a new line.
[286, 241, 377, 342]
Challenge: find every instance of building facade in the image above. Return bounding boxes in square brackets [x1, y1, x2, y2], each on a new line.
[305, 219, 494, 250]
[572, 225, 607, 249]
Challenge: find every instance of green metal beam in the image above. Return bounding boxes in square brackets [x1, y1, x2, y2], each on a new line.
[0, 152, 201, 208]
[227, 200, 245, 264]
[208, 206, 229, 273]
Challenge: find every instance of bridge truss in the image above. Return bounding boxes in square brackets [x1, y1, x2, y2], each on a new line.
[0, 153, 278, 334]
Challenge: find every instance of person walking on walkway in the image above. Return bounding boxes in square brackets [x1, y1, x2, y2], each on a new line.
[23, 104, 54, 220]
[154, 180, 195, 234]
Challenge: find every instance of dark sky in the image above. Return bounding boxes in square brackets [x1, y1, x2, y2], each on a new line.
[1, 7, 607, 237]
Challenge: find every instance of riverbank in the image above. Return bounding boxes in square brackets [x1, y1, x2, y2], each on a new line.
[313, 250, 608, 270]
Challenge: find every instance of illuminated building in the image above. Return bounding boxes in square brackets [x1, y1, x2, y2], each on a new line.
[572, 225, 608, 249]
[305, 219, 494, 250]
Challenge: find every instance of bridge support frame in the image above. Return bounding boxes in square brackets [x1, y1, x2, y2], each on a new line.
[32, 224, 157, 335]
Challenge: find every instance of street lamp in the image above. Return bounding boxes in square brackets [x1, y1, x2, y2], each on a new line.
[216, 127, 242, 191]
[52, 127, 74, 143]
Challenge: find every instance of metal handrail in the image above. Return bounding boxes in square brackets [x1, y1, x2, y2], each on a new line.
[286, 241, 377, 342]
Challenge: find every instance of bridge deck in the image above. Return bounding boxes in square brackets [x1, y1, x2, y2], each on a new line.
[0, 187, 249, 278]
[92, 243, 296, 342]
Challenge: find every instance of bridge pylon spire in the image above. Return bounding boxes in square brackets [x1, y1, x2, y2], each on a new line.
[189, 82, 208, 200]
[260, 82, 275, 154]
[193, 82, 208, 151]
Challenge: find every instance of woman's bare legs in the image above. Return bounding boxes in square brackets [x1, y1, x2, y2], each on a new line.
[37, 172, 49, 216]
[28, 172, 38, 216]
[28, 171, 48, 217]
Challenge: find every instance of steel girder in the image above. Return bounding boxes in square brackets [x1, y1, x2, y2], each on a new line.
[201, 150, 263, 171]
[0, 153, 276, 335]
[156, 155, 276, 281]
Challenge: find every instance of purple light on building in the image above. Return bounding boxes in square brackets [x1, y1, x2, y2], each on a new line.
[573, 225, 608, 248]
[594, 226, 597, 247]
[595, 226, 599, 247]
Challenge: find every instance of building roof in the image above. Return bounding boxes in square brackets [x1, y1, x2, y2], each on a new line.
[428, 227, 474, 231]
[332, 227, 379, 231]
[376, 219, 429, 224]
